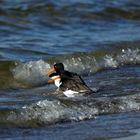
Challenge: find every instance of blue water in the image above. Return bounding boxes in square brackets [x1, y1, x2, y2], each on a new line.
[0, 0, 140, 140]
[0, 0, 140, 61]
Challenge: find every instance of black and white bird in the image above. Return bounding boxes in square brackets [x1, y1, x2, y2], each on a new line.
[47, 63, 92, 97]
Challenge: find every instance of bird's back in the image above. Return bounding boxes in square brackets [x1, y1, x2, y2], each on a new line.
[60, 71, 92, 93]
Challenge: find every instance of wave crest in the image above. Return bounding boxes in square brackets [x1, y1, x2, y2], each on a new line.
[12, 47, 140, 86]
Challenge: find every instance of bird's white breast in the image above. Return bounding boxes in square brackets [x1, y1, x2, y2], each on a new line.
[54, 78, 61, 87]
[51, 76, 62, 87]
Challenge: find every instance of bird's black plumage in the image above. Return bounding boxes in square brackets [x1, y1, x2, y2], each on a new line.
[48, 63, 92, 96]
[60, 71, 92, 93]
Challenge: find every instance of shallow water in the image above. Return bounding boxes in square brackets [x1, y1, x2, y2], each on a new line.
[0, 0, 140, 140]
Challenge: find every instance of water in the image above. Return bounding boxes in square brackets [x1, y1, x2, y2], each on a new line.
[0, 0, 140, 139]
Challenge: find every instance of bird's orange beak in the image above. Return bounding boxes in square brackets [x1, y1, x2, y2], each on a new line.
[47, 75, 60, 83]
[47, 67, 55, 75]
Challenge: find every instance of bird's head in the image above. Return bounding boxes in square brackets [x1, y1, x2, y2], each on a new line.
[47, 63, 64, 75]
[47, 63, 64, 83]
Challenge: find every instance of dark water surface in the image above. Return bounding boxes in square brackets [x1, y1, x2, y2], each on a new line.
[0, 0, 140, 139]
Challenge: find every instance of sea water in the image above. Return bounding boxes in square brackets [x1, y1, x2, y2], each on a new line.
[0, 0, 140, 139]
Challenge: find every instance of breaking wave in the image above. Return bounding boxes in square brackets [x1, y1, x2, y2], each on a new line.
[1, 94, 140, 127]
[12, 47, 140, 86]
[0, 45, 140, 127]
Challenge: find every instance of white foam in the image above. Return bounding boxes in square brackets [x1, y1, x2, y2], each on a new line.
[104, 55, 118, 68]
[12, 60, 51, 85]
[118, 48, 140, 64]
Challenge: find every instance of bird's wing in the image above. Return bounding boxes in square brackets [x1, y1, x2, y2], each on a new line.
[60, 73, 91, 92]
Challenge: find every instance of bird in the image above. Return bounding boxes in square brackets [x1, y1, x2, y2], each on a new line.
[47, 63, 93, 97]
